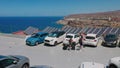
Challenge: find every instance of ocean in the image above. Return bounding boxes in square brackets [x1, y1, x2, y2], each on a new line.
[0, 17, 63, 33]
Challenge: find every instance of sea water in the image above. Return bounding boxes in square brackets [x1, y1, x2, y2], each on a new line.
[0, 16, 63, 33]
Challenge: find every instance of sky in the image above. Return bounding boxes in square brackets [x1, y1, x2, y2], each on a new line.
[0, 0, 120, 16]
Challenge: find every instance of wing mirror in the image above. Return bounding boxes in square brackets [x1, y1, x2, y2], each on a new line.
[13, 60, 18, 64]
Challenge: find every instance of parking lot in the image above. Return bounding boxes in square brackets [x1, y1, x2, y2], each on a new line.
[0, 35, 120, 68]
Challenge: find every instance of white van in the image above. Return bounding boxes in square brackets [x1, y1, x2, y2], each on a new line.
[44, 31, 66, 45]
[79, 62, 105, 68]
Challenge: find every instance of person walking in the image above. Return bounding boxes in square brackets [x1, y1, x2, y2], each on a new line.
[79, 33, 83, 50]
[68, 38, 73, 50]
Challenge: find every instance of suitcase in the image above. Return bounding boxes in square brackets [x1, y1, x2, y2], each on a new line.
[62, 45, 68, 50]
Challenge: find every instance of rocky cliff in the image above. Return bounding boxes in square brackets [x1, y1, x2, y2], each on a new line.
[57, 10, 120, 28]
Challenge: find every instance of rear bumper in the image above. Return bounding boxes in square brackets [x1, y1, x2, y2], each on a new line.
[102, 42, 117, 46]
[83, 41, 97, 46]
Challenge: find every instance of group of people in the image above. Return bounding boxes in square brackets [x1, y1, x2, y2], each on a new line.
[63, 32, 86, 50]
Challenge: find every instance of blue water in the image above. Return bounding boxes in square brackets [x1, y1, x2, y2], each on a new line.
[0, 17, 63, 33]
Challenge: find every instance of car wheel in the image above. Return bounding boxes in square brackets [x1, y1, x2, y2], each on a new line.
[22, 64, 29, 68]
[54, 41, 57, 46]
[109, 64, 117, 68]
[119, 42, 120, 47]
[35, 42, 39, 45]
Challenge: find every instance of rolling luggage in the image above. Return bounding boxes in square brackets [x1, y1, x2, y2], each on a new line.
[62, 45, 68, 50]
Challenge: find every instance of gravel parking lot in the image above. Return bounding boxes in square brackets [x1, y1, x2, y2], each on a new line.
[0, 35, 120, 68]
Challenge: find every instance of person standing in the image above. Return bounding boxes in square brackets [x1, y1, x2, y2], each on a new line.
[68, 38, 73, 50]
[79, 33, 83, 49]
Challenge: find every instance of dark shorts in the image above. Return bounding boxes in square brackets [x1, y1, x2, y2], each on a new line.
[79, 42, 83, 46]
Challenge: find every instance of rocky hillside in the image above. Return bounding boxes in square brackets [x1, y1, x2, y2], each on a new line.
[57, 10, 120, 28]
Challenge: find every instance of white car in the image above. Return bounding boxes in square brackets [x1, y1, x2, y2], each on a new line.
[44, 31, 66, 45]
[63, 33, 80, 45]
[79, 62, 105, 68]
[83, 34, 99, 47]
[108, 57, 120, 68]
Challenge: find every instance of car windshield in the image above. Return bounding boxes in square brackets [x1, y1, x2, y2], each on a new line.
[32, 34, 40, 38]
[48, 33, 57, 37]
[105, 34, 116, 39]
[66, 35, 73, 38]
[86, 36, 95, 39]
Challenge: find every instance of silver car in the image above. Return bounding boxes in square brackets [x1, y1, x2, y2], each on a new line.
[0, 55, 29, 68]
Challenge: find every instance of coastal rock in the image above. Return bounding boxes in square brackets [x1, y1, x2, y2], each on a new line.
[58, 10, 120, 28]
[57, 20, 69, 25]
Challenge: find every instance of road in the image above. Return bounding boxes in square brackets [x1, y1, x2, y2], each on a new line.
[0, 35, 120, 68]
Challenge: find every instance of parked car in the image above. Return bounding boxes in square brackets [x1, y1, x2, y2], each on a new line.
[63, 33, 80, 45]
[79, 62, 105, 68]
[83, 34, 99, 47]
[0, 55, 29, 68]
[44, 31, 66, 46]
[108, 56, 120, 68]
[102, 33, 120, 47]
[62, 33, 80, 50]
[26, 32, 48, 46]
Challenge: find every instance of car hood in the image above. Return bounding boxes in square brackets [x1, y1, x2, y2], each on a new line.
[104, 38, 116, 42]
[8, 55, 28, 61]
[26, 37, 39, 42]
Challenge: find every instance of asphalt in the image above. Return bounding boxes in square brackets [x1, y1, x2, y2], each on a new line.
[0, 35, 120, 68]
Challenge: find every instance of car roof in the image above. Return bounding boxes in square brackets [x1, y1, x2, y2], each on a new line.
[111, 56, 120, 61]
[52, 31, 65, 34]
[80, 62, 105, 68]
[104, 33, 118, 38]
[105, 33, 117, 36]
[37, 32, 48, 35]
[86, 34, 97, 37]
[66, 33, 76, 36]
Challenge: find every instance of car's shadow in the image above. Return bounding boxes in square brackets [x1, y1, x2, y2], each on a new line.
[101, 44, 117, 48]
[44, 42, 62, 47]
[44, 44, 56, 47]
[30, 65, 53, 68]
[83, 45, 97, 48]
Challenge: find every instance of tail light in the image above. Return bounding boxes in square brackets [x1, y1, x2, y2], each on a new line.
[94, 40, 97, 42]
[83, 39, 86, 41]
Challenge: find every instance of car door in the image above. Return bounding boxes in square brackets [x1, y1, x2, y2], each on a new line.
[1, 59, 17, 68]
[58, 32, 65, 43]
[56, 32, 63, 43]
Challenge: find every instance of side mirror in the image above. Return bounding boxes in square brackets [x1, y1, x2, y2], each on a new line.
[13, 60, 18, 64]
